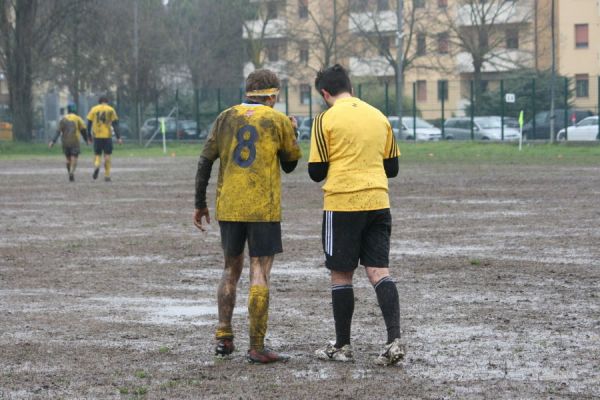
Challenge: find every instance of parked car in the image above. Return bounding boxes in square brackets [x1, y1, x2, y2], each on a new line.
[556, 116, 599, 141]
[298, 117, 313, 140]
[444, 116, 520, 141]
[388, 116, 442, 141]
[141, 118, 178, 140]
[176, 120, 199, 140]
[523, 109, 593, 140]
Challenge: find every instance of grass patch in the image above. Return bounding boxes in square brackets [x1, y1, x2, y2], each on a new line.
[470, 259, 482, 266]
[158, 346, 170, 354]
[134, 370, 148, 379]
[2, 140, 599, 165]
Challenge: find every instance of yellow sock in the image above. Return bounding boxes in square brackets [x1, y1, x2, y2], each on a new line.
[71, 159, 77, 174]
[104, 157, 111, 177]
[215, 327, 234, 340]
[248, 285, 269, 351]
[94, 155, 101, 168]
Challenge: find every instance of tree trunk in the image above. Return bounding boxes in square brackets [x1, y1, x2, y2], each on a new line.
[8, 0, 36, 142]
[472, 61, 483, 116]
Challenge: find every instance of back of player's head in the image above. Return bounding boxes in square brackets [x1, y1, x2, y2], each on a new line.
[98, 96, 109, 104]
[245, 69, 280, 94]
[67, 103, 77, 114]
[315, 64, 352, 96]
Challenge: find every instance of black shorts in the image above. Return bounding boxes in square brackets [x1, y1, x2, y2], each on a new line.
[93, 138, 113, 155]
[63, 146, 80, 157]
[322, 209, 391, 271]
[219, 221, 282, 257]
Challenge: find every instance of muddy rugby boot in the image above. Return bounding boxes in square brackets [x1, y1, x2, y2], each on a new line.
[315, 342, 353, 362]
[92, 167, 99, 180]
[104, 176, 111, 182]
[374, 338, 405, 366]
[246, 348, 290, 364]
[215, 338, 235, 357]
[69, 173, 74, 182]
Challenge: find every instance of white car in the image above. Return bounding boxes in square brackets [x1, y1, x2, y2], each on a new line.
[444, 116, 521, 141]
[557, 116, 599, 141]
[388, 116, 442, 141]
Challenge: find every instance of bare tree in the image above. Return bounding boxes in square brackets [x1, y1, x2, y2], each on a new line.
[439, 0, 537, 113]
[242, 0, 280, 70]
[0, 0, 79, 141]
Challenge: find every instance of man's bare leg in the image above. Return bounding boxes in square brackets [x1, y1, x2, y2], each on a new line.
[215, 254, 244, 340]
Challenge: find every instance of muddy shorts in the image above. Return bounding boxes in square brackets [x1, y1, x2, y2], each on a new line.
[62, 145, 80, 157]
[93, 138, 113, 155]
[219, 221, 282, 257]
[322, 208, 391, 271]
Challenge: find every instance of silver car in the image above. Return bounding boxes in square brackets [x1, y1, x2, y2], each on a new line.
[557, 116, 599, 141]
[388, 116, 442, 141]
[444, 116, 520, 141]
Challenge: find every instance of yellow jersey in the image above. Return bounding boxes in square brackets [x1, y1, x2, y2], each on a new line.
[87, 103, 118, 139]
[309, 97, 400, 211]
[202, 103, 302, 222]
[59, 113, 86, 147]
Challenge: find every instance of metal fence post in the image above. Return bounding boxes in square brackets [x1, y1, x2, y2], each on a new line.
[412, 82, 417, 141]
[155, 92, 159, 123]
[564, 77, 568, 140]
[532, 78, 536, 137]
[384, 82, 389, 116]
[194, 88, 200, 137]
[441, 81, 446, 139]
[358, 84, 362, 99]
[500, 79, 505, 141]
[285, 85, 289, 115]
[598, 76, 600, 139]
[217, 88, 222, 113]
[239, 87, 243, 103]
[309, 89, 313, 120]
[470, 80, 475, 140]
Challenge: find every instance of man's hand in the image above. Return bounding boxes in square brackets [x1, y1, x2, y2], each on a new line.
[193, 208, 211, 231]
[117, 138, 123, 145]
[288, 116, 298, 129]
[48, 141, 54, 149]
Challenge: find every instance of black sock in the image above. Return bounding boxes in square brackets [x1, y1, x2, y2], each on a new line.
[66, 163, 70, 173]
[331, 284, 354, 348]
[374, 276, 401, 344]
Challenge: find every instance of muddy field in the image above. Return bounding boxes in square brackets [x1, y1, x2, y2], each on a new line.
[1, 155, 599, 399]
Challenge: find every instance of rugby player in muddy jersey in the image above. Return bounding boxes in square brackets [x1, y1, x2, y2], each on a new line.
[194, 69, 302, 364]
[49, 104, 89, 182]
[87, 97, 121, 182]
[308, 64, 405, 366]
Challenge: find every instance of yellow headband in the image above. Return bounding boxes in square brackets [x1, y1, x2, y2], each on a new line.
[246, 88, 280, 97]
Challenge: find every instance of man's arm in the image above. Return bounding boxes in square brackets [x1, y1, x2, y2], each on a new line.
[49, 129, 60, 147]
[87, 120, 93, 138]
[384, 157, 399, 178]
[308, 162, 329, 182]
[195, 156, 214, 209]
[111, 120, 120, 140]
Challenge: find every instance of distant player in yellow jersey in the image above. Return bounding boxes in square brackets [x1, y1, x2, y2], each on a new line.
[48, 103, 90, 182]
[308, 65, 405, 366]
[87, 96, 122, 182]
[193, 69, 302, 363]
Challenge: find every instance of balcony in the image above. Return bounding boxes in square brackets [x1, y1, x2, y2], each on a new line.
[456, 2, 533, 27]
[349, 10, 397, 34]
[349, 56, 394, 77]
[455, 49, 534, 73]
[243, 18, 287, 40]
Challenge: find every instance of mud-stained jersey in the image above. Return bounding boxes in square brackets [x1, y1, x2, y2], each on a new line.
[59, 113, 86, 147]
[202, 103, 302, 222]
[87, 103, 118, 139]
[309, 97, 400, 212]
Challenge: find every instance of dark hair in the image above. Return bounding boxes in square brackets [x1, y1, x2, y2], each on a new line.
[98, 96, 109, 104]
[315, 64, 352, 96]
[245, 69, 280, 93]
[67, 103, 77, 114]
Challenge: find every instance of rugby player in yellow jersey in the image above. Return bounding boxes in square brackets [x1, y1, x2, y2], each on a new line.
[308, 65, 405, 366]
[48, 103, 90, 182]
[193, 69, 302, 364]
[87, 96, 122, 182]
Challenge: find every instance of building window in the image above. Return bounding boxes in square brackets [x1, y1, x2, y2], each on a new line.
[351, 0, 367, 12]
[417, 33, 426, 56]
[267, 1, 278, 19]
[266, 44, 279, 62]
[437, 80, 448, 101]
[377, 0, 389, 11]
[576, 74, 589, 97]
[300, 84, 311, 105]
[417, 80, 427, 102]
[379, 36, 391, 56]
[298, 0, 308, 19]
[413, 0, 425, 8]
[299, 42, 309, 64]
[438, 0, 447, 7]
[437, 32, 449, 54]
[506, 29, 519, 49]
[575, 24, 588, 48]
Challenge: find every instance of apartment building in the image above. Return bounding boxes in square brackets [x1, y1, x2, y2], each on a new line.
[243, 1, 574, 119]
[557, 0, 600, 112]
